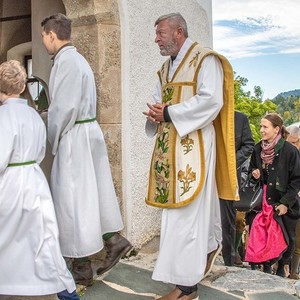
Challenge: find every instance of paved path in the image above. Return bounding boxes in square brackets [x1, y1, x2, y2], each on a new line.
[79, 261, 299, 300]
[1, 253, 300, 299]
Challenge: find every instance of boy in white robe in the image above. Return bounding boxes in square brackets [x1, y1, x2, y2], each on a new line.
[40, 13, 132, 285]
[0, 60, 79, 299]
[144, 13, 236, 300]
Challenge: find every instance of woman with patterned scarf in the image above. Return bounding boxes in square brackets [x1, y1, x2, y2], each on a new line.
[245, 113, 300, 276]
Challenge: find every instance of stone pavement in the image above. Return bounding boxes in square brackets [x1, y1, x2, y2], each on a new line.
[2, 252, 300, 300]
[80, 253, 300, 300]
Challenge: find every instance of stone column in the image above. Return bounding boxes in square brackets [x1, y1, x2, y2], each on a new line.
[62, 0, 123, 209]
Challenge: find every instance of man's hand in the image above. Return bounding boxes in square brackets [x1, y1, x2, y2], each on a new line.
[143, 103, 166, 123]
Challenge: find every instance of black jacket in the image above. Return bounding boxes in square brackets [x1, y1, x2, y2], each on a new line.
[235, 111, 255, 168]
[250, 138, 300, 210]
[235, 111, 255, 186]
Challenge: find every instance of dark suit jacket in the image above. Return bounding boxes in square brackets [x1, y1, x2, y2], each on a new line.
[235, 111, 255, 186]
[235, 111, 255, 168]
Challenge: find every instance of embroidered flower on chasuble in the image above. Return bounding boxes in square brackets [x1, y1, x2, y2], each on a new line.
[178, 164, 196, 197]
[154, 123, 171, 204]
[189, 51, 200, 68]
[180, 134, 194, 154]
[162, 87, 174, 104]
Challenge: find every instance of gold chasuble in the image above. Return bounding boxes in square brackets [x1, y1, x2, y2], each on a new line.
[146, 42, 238, 208]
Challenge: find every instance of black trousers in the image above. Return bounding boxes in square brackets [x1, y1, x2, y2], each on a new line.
[219, 199, 237, 266]
[278, 214, 298, 264]
[177, 285, 198, 295]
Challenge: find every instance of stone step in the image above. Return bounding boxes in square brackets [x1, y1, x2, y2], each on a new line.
[246, 291, 299, 300]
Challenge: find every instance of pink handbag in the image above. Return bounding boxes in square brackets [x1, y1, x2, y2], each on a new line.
[245, 185, 287, 263]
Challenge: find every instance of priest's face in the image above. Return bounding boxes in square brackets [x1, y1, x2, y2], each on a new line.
[155, 19, 180, 57]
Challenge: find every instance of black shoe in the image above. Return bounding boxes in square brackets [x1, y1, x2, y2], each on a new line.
[96, 233, 132, 275]
[276, 263, 285, 277]
[263, 262, 272, 274]
[157, 287, 199, 300]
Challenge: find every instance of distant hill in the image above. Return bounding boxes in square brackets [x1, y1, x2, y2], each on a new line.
[274, 89, 300, 99]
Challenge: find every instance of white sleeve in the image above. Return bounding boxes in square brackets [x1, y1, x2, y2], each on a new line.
[145, 79, 162, 137]
[168, 55, 224, 138]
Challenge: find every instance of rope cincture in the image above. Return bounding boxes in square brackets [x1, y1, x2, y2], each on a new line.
[8, 160, 36, 167]
[75, 117, 96, 124]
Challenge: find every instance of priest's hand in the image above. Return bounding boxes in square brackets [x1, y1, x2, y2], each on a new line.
[143, 103, 166, 123]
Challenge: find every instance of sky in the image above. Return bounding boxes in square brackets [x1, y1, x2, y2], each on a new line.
[212, 0, 300, 99]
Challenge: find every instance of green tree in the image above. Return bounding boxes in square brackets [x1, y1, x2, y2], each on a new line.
[233, 73, 277, 143]
[253, 85, 264, 102]
[273, 95, 300, 125]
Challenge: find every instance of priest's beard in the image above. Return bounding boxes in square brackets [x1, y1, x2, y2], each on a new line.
[160, 39, 178, 56]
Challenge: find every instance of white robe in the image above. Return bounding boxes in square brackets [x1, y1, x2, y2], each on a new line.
[147, 38, 223, 286]
[48, 46, 124, 257]
[0, 98, 75, 295]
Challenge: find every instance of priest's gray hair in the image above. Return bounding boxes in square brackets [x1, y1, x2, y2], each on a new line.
[155, 13, 188, 38]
